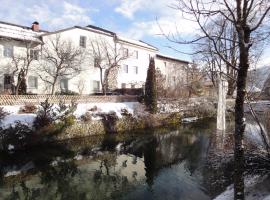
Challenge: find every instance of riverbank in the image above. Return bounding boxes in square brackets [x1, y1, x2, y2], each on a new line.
[0, 98, 219, 149]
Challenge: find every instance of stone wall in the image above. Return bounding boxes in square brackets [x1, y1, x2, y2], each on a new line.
[0, 95, 138, 105]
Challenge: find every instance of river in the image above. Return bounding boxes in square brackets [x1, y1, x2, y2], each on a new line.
[0, 118, 268, 200]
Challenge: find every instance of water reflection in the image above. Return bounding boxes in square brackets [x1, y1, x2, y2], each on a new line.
[0, 119, 229, 200]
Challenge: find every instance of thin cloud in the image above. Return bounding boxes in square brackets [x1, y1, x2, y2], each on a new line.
[0, 0, 94, 30]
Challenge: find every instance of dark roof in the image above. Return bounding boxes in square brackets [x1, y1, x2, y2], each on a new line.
[0, 20, 48, 32]
[139, 40, 158, 50]
[86, 25, 115, 35]
[156, 54, 190, 64]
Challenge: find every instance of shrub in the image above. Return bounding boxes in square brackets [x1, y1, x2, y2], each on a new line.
[80, 112, 92, 122]
[145, 58, 157, 114]
[55, 90, 79, 95]
[193, 101, 216, 118]
[99, 111, 119, 134]
[89, 106, 98, 112]
[19, 103, 37, 113]
[1, 122, 34, 151]
[34, 99, 78, 134]
[113, 88, 143, 96]
[33, 99, 56, 129]
[55, 100, 77, 122]
[121, 108, 132, 118]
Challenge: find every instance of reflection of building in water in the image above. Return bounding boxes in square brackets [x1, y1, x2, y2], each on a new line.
[115, 154, 145, 182]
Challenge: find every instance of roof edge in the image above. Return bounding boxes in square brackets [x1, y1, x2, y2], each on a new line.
[156, 54, 190, 64]
[0, 20, 48, 33]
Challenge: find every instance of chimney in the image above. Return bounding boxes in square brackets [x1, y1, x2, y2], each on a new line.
[31, 21, 40, 32]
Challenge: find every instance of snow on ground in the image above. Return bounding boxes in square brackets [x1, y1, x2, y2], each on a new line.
[0, 102, 140, 128]
[1, 114, 36, 129]
[214, 175, 270, 200]
[74, 102, 139, 118]
[245, 122, 267, 148]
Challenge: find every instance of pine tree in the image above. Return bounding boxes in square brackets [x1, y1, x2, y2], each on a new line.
[17, 70, 27, 95]
[145, 57, 157, 114]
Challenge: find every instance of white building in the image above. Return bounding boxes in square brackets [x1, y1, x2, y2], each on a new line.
[155, 54, 189, 89]
[0, 21, 188, 95]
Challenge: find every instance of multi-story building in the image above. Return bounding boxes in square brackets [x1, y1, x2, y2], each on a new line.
[0, 20, 188, 95]
[155, 54, 189, 90]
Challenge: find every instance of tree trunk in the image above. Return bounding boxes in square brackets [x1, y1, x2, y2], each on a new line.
[51, 77, 58, 95]
[234, 26, 251, 200]
[99, 68, 106, 95]
[227, 79, 236, 97]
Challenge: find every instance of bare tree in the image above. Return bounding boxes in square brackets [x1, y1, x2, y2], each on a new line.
[38, 35, 85, 94]
[194, 19, 239, 97]
[88, 38, 129, 95]
[165, 1, 270, 199]
[184, 63, 204, 97]
[7, 41, 39, 95]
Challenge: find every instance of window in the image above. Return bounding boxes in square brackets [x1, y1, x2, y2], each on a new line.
[93, 80, 100, 92]
[131, 84, 135, 89]
[164, 62, 167, 67]
[30, 49, 39, 60]
[133, 50, 138, 59]
[3, 46, 13, 57]
[132, 66, 138, 74]
[4, 74, 13, 89]
[79, 36, 86, 48]
[60, 79, 69, 92]
[94, 58, 100, 68]
[121, 83, 126, 89]
[122, 65, 128, 73]
[123, 48, 129, 57]
[28, 76, 38, 88]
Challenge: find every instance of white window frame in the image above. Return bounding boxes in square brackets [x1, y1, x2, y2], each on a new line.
[93, 80, 100, 92]
[30, 49, 39, 60]
[122, 65, 128, 73]
[132, 66, 138, 74]
[79, 36, 87, 48]
[123, 48, 129, 57]
[133, 50, 138, 59]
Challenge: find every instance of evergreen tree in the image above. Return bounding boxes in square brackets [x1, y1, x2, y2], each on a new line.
[145, 58, 157, 114]
[17, 70, 27, 95]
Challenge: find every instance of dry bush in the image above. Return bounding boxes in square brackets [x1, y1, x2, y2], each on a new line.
[80, 112, 92, 122]
[19, 103, 37, 113]
[89, 106, 98, 112]
[120, 108, 132, 118]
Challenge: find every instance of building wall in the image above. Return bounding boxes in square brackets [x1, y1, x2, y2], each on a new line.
[116, 41, 156, 89]
[0, 39, 41, 94]
[0, 23, 191, 95]
[155, 57, 189, 89]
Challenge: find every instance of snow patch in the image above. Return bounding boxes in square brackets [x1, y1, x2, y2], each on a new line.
[1, 114, 36, 128]
[0, 102, 140, 128]
[8, 144, 14, 151]
[214, 175, 270, 200]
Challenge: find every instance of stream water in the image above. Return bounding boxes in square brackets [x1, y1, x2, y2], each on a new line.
[0, 118, 268, 200]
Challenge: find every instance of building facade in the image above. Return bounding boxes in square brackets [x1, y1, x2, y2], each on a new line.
[0, 21, 188, 95]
